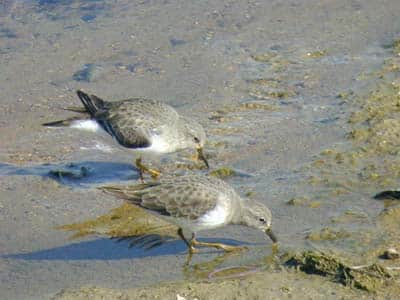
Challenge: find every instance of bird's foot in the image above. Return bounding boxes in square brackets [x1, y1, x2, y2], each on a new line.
[217, 244, 248, 252]
[189, 245, 199, 254]
[135, 158, 161, 182]
[184, 246, 199, 266]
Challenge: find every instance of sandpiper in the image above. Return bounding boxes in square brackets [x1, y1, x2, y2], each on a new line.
[43, 91, 209, 178]
[99, 173, 277, 254]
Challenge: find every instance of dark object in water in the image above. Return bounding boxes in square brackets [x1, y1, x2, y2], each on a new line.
[81, 14, 96, 22]
[169, 38, 186, 47]
[72, 64, 101, 82]
[374, 191, 400, 200]
[0, 161, 137, 187]
[48, 164, 90, 180]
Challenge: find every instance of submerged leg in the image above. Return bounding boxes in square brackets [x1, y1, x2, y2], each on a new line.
[178, 229, 198, 265]
[135, 157, 161, 182]
[178, 228, 197, 254]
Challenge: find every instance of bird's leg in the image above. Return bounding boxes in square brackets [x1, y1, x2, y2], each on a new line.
[178, 228, 197, 254]
[178, 229, 198, 266]
[191, 238, 248, 252]
[135, 157, 161, 182]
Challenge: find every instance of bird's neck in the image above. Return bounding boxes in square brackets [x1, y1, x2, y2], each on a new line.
[231, 199, 249, 225]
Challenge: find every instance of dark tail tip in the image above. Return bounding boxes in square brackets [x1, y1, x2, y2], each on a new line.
[374, 190, 400, 200]
[42, 117, 79, 127]
[42, 120, 66, 127]
[76, 90, 98, 116]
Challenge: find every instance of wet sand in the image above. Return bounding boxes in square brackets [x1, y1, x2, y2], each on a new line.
[1, 0, 400, 299]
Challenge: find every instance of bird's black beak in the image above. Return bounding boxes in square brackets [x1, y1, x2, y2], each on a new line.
[197, 147, 209, 169]
[265, 228, 277, 243]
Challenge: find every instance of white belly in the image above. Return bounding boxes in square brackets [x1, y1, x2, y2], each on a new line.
[70, 120, 102, 132]
[196, 196, 229, 230]
[147, 136, 171, 153]
[70, 120, 179, 154]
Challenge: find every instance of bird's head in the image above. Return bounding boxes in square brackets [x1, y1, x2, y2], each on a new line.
[181, 117, 209, 168]
[241, 200, 277, 243]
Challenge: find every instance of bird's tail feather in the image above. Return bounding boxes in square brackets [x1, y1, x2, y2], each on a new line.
[99, 182, 158, 203]
[62, 106, 88, 114]
[42, 116, 86, 127]
[76, 90, 105, 117]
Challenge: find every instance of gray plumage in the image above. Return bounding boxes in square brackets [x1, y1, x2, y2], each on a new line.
[99, 173, 275, 242]
[43, 90, 207, 154]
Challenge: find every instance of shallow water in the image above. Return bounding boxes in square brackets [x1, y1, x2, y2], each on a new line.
[0, 161, 138, 186]
[1, 0, 400, 299]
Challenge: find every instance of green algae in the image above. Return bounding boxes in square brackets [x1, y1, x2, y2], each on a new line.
[246, 78, 280, 87]
[56, 203, 177, 240]
[306, 228, 351, 241]
[210, 101, 279, 118]
[330, 211, 369, 224]
[209, 126, 243, 136]
[239, 102, 278, 110]
[209, 167, 236, 178]
[384, 39, 400, 54]
[245, 190, 256, 197]
[305, 38, 400, 196]
[248, 89, 296, 100]
[284, 251, 393, 292]
[286, 197, 321, 208]
[288, 40, 400, 281]
[306, 50, 327, 58]
[251, 52, 278, 62]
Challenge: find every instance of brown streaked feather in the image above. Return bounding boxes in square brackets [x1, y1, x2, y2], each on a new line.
[62, 106, 88, 114]
[44, 91, 182, 150]
[42, 116, 89, 127]
[99, 182, 159, 204]
[93, 99, 178, 149]
[98, 175, 227, 220]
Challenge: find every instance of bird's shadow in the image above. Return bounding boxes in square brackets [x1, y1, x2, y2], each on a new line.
[3, 237, 250, 261]
[0, 161, 139, 187]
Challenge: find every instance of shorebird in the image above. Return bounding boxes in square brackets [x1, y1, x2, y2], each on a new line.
[99, 173, 277, 254]
[43, 90, 209, 178]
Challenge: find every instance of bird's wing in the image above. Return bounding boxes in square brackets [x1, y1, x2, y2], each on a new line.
[100, 176, 221, 220]
[95, 99, 179, 148]
[139, 177, 221, 220]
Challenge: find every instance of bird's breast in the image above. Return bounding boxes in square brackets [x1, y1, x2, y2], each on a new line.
[70, 119, 102, 132]
[145, 135, 175, 153]
[197, 196, 230, 229]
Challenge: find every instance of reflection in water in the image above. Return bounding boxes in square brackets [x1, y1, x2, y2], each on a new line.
[4, 236, 249, 261]
[4, 238, 185, 260]
[0, 161, 139, 187]
[113, 234, 176, 250]
[184, 251, 245, 280]
[183, 248, 279, 281]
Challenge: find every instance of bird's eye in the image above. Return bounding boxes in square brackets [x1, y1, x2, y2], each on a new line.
[194, 137, 200, 143]
[259, 218, 266, 223]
